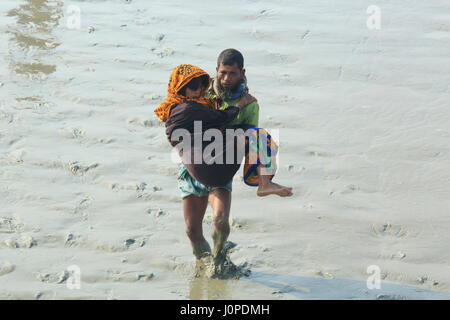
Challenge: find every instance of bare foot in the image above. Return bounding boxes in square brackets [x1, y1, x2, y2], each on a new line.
[213, 241, 237, 267]
[192, 239, 212, 260]
[257, 182, 293, 197]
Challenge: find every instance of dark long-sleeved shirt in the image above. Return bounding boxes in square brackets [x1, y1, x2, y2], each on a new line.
[164, 101, 245, 187]
[165, 101, 240, 146]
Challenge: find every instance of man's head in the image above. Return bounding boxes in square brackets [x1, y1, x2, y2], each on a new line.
[216, 48, 245, 92]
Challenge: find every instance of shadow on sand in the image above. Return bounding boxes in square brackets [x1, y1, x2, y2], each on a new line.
[246, 271, 450, 300]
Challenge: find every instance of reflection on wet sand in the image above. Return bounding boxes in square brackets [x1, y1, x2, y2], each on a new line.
[6, 0, 63, 76]
[188, 276, 232, 300]
[187, 258, 232, 299]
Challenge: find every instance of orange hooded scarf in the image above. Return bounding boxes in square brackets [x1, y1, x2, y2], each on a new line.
[154, 64, 215, 122]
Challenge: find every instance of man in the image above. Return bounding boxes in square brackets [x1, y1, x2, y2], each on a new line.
[180, 50, 292, 273]
[202, 49, 261, 267]
[176, 50, 258, 271]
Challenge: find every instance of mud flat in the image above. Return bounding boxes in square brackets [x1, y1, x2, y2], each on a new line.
[0, 0, 449, 299]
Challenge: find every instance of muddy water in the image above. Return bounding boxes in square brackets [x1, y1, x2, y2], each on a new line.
[2, 0, 450, 300]
[0, 0, 270, 300]
[7, 0, 62, 74]
[5, 0, 62, 115]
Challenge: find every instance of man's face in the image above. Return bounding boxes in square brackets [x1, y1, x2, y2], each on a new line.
[216, 63, 244, 91]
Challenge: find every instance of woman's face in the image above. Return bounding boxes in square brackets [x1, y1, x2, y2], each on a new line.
[185, 85, 204, 99]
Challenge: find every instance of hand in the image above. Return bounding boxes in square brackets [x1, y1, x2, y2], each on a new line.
[236, 93, 257, 109]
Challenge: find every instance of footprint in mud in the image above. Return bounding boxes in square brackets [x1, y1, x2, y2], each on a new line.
[340, 184, 360, 194]
[371, 223, 408, 238]
[0, 217, 25, 234]
[230, 217, 249, 231]
[5, 149, 25, 164]
[58, 127, 85, 139]
[0, 262, 15, 276]
[73, 197, 92, 214]
[72, 196, 93, 221]
[67, 161, 99, 176]
[378, 251, 407, 260]
[416, 275, 440, 287]
[127, 117, 163, 128]
[97, 137, 116, 144]
[123, 236, 147, 250]
[4, 235, 37, 248]
[106, 270, 155, 283]
[153, 47, 174, 58]
[308, 150, 332, 157]
[0, 110, 14, 124]
[146, 208, 166, 217]
[194, 242, 251, 280]
[65, 233, 77, 246]
[35, 270, 70, 284]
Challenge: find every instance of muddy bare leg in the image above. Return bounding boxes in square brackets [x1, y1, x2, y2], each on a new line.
[191, 239, 212, 259]
[208, 188, 232, 265]
[183, 195, 211, 259]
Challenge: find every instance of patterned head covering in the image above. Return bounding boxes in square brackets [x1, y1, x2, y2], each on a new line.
[154, 64, 215, 122]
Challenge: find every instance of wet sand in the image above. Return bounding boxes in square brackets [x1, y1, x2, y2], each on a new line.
[1, 0, 450, 299]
